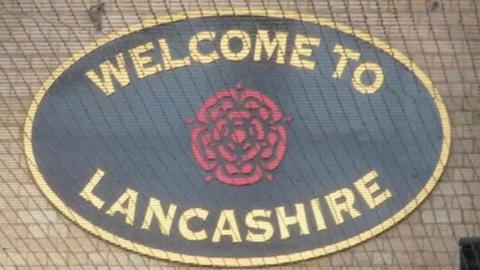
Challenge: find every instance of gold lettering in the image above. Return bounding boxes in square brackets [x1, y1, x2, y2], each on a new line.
[178, 208, 209, 241]
[220, 30, 251, 61]
[310, 198, 327, 231]
[189, 31, 219, 64]
[212, 210, 242, 243]
[85, 53, 130, 95]
[254, 30, 288, 64]
[353, 170, 392, 209]
[141, 198, 177, 235]
[332, 44, 361, 79]
[290, 34, 321, 70]
[245, 209, 274, 243]
[129, 42, 162, 79]
[79, 169, 105, 209]
[325, 188, 361, 225]
[352, 62, 384, 94]
[275, 203, 310, 239]
[158, 38, 191, 70]
[106, 188, 138, 226]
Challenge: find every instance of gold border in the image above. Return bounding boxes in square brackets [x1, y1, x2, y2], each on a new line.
[23, 8, 451, 267]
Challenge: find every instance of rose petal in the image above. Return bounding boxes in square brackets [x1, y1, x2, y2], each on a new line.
[267, 132, 278, 145]
[260, 147, 273, 159]
[206, 146, 216, 160]
[218, 144, 236, 162]
[241, 163, 253, 174]
[242, 143, 260, 161]
[244, 100, 260, 109]
[225, 163, 240, 174]
[251, 118, 265, 140]
[212, 118, 227, 141]
[191, 127, 217, 171]
[227, 110, 252, 120]
[259, 107, 269, 120]
[221, 100, 234, 111]
[231, 129, 246, 143]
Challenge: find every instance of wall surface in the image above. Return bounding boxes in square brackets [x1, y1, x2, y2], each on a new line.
[0, 0, 479, 269]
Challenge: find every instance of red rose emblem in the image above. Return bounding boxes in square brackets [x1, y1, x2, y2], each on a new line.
[188, 83, 290, 186]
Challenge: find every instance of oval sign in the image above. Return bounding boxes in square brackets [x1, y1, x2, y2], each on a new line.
[25, 10, 450, 267]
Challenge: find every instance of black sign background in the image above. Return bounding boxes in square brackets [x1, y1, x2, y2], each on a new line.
[24, 10, 450, 267]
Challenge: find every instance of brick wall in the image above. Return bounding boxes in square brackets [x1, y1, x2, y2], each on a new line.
[0, 0, 479, 269]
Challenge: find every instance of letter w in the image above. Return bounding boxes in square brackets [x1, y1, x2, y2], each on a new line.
[85, 53, 130, 95]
